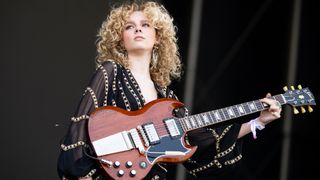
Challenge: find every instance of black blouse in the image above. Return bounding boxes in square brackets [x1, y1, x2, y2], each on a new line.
[57, 60, 243, 180]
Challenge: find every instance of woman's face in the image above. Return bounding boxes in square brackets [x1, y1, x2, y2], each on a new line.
[122, 11, 157, 54]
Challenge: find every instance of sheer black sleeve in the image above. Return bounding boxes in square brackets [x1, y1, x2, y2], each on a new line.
[166, 88, 243, 178]
[183, 124, 243, 178]
[57, 61, 115, 179]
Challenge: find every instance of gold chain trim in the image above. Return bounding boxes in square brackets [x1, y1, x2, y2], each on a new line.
[187, 142, 237, 176]
[85, 87, 98, 108]
[207, 125, 233, 152]
[61, 141, 85, 151]
[61, 169, 98, 179]
[71, 115, 89, 122]
[98, 65, 109, 106]
[224, 154, 243, 165]
[188, 160, 217, 176]
[151, 175, 160, 180]
[214, 143, 236, 158]
[80, 169, 97, 178]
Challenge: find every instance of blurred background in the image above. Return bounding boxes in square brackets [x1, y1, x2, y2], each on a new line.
[1, 0, 318, 179]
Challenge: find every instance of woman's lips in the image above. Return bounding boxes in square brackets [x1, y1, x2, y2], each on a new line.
[134, 36, 145, 40]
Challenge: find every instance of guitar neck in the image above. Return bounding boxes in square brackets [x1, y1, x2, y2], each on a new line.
[178, 94, 285, 132]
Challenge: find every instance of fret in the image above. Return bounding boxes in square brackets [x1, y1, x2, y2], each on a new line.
[189, 117, 197, 128]
[242, 103, 251, 114]
[254, 100, 264, 111]
[227, 107, 235, 117]
[232, 106, 240, 117]
[200, 114, 207, 126]
[237, 105, 245, 115]
[194, 116, 201, 128]
[178, 94, 288, 132]
[178, 119, 186, 132]
[195, 115, 203, 127]
[185, 118, 192, 130]
[248, 101, 257, 112]
[201, 113, 211, 125]
[218, 109, 226, 121]
[213, 110, 221, 121]
[180, 118, 186, 130]
[208, 111, 216, 124]
[222, 108, 230, 120]
[208, 111, 217, 123]
[274, 94, 285, 104]
[181, 118, 189, 131]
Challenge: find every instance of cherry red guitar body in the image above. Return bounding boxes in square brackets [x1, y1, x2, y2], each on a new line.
[88, 98, 197, 179]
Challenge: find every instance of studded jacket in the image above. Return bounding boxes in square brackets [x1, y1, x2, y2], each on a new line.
[57, 60, 243, 180]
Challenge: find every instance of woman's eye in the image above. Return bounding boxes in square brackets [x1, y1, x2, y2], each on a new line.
[142, 23, 150, 27]
[125, 25, 134, 30]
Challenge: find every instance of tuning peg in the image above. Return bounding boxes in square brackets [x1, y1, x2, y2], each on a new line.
[293, 107, 299, 114]
[283, 86, 288, 91]
[300, 107, 306, 113]
[308, 106, 313, 113]
[290, 86, 295, 90]
[297, 84, 302, 89]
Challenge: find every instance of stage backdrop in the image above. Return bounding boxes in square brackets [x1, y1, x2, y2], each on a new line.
[0, 0, 318, 179]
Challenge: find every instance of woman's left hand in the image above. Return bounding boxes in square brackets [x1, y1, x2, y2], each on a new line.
[257, 93, 282, 126]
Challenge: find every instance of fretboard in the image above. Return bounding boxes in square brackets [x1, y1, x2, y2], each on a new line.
[178, 94, 285, 132]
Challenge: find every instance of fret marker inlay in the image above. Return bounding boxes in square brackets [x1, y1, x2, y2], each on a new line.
[214, 112, 221, 120]
[249, 103, 256, 110]
[227, 108, 235, 116]
[238, 105, 245, 114]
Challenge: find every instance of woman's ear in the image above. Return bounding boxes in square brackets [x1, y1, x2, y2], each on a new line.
[119, 40, 124, 48]
[155, 36, 160, 46]
[155, 30, 160, 44]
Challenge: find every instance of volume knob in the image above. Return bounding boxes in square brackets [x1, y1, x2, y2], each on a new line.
[114, 161, 121, 168]
[117, 170, 124, 177]
[126, 161, 133, 168]
[130, 170, 137, 177]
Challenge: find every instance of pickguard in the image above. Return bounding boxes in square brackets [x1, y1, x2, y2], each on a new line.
[146, 135, 190, 163]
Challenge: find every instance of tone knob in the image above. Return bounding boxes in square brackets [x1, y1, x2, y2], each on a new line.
[126, 161, 133, 168]
[114, 161, 121, 168]
[130, 170, 137, 177]
[117, 170, 124, 177]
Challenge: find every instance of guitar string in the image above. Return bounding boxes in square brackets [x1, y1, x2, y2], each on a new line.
[143, 101, 268, 135]
[120, 99, 271, 140]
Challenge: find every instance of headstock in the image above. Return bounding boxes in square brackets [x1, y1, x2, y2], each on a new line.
[282, 85, 316, 114]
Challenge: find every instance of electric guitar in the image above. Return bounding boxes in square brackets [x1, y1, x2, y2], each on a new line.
[88, 86, 316, 179]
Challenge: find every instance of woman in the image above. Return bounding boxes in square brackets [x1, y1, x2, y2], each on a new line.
[57, 1, 282, 179]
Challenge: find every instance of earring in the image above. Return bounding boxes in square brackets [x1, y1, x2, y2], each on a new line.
[151, 47, 158, 68]
[118, 44, 127, 60]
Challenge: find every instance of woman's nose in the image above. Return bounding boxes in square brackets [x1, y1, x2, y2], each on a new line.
[135, 28, 142, 33]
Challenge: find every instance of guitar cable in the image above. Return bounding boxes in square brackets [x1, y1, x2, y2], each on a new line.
[83, 146, 113, 167]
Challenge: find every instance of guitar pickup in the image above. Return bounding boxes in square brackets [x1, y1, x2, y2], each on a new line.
[164, 118, 181, 138]
[142, 123, 160, 145]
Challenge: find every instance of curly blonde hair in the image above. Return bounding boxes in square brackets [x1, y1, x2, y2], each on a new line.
[96, 1, 182, 87]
